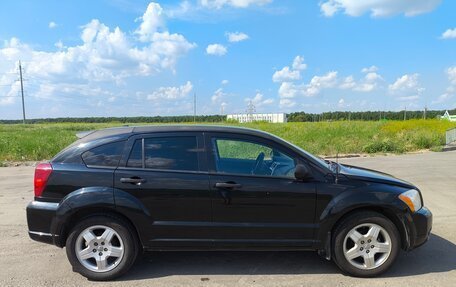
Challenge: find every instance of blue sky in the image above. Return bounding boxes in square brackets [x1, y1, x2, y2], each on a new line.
[0, 0, 455, 119]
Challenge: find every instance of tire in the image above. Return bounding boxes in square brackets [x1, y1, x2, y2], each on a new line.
[332, 211, 400, 277]
[66, 215, 139, 281]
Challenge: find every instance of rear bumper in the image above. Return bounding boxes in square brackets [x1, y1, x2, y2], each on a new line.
[408, 206, 432, 249]
[26, 201, 61, 246]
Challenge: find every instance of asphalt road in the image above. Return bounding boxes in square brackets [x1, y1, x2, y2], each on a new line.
[0, 151, 455, 287]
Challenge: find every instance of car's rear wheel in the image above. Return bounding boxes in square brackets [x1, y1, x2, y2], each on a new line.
[66, 215, 138, 281]
[332, 211, 400, 277]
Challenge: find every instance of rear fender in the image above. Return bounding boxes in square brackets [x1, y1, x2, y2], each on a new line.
[52, 187, 151, 248]
[51, 187, 115, 245]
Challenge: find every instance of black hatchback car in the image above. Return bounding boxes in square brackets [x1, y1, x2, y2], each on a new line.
[27, 125, 432, 280]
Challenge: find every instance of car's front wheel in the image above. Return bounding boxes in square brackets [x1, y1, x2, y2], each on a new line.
[332, 211, 400, 277]
[66, 215, 139, 281]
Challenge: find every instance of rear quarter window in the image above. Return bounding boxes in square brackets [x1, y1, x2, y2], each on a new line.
[82, 141, 126, 168]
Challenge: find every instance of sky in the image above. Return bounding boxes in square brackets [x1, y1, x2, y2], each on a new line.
[0, 0, 455, 119]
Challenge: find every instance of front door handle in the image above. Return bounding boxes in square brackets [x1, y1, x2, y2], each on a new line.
[215, 182, 242, 189]
[120, 177, 146, 185]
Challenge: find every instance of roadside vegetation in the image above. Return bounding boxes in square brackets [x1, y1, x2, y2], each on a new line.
[1, 119, 455, 162]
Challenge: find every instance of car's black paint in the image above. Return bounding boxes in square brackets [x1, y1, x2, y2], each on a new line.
[27, 125, 432, 256]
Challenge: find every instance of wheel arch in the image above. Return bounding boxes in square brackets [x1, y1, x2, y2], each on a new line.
[51, 186, 150, 248]
[330, 206, 409, 250]
[57, 207, 144, 250]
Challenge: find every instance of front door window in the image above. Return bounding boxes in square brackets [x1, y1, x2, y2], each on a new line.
[213, 138, 296, 178]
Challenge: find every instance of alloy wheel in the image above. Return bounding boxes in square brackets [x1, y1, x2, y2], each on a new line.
[343, 223, 392, 270]
[75, 225, 124, 273]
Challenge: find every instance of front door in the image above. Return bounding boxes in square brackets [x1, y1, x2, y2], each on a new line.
[114, 132, 211, 248]
[206, 133, 317, 248]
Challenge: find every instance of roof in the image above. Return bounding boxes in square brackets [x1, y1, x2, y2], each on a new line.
[78, 125, 276, 142]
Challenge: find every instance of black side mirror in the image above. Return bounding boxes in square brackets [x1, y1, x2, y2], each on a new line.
[295, 164, 311, 180]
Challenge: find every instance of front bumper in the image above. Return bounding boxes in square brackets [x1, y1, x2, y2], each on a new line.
[408, 206, 432, 249]
[26, 201, 60, 246]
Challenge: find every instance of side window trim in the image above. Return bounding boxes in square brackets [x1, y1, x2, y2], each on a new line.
[141, 138, 145, 169]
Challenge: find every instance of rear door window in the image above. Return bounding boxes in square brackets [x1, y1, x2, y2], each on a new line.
[126, 136, 199, 171]
[82, 141, 125, 168]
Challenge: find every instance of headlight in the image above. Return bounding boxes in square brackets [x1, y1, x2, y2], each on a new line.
[399, 189, 422, 212]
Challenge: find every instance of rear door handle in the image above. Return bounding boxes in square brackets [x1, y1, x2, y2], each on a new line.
[120, 177, 146, 185]
[215, 182, 242, 189]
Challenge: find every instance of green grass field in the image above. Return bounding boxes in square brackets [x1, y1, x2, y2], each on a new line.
[1, 119, 456, 162]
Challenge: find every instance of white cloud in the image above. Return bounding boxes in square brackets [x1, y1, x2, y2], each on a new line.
[361, 65, 378, 73]
[226, 32, 249, 42]
[221, 79, 229, 85]
[135, 2, 164, 42]
[320, 0, 441, 17]
[245, 92, 274, 107]
[389, 73, 419, 91]
[54, 40, 64, 49]
[272, 55, 306, 82]
[278, 82, 303, 99]
[48, 21, 57, 29]
[432, 93, 452, 104]
[147, 81, 193, 100]
[292, 56, 307, 71]
[277, 71, 338, 102]
[340, 76, 356, 89]
[355, 72, 382, 92]
[441, 28, 456, 40]
[388, 73, 423, 102]
[306, 71, 338, 96]
[0, 2, 195, 107]
[439, 67, 456, 103]
[339, 66, 383, 92]
[200, 0, 272, 9]
[0, 81, 20, 106]
[206, 43, 227, 56]
[279, 98, 296, 108]
[398, 95, 420, 101]
[272, 66, 301, 82]
[338, 98, 345, 107]
[211, 88, 227, 104]
[447, 66, 456, 85]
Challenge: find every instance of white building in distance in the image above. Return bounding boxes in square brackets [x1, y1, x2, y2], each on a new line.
[441, 110, 456, 122]
[227, 113, 287, 123]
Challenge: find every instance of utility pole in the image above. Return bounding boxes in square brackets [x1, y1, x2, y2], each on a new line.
[404, 106, 407, 121]
[246, 100, 256, 122]
[19, 61, 26, 124]
[220, 104, 225, 115]
[423, 106, 427, 120]
[193, 92, 196, 123]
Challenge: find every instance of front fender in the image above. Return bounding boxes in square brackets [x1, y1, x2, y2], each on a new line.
[315, 184, 409, 250]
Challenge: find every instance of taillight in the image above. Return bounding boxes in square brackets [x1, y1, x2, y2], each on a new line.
[34, 163, 53, 197]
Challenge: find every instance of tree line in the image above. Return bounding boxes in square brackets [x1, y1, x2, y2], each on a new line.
[0, 108, 454, 124]
[287, 108, 456, 122]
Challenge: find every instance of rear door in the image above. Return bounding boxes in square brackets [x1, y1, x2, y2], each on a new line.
[206, 132, 317, 248]
[114, 132, 211, 248]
